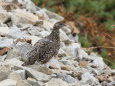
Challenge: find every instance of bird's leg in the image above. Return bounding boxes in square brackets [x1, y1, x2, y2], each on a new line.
[22, 56, 37, 66]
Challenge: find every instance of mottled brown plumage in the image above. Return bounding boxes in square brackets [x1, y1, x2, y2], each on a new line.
[22, 22, 65, 66]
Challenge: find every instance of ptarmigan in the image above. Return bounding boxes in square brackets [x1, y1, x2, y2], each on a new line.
[22, 22, 65, 66]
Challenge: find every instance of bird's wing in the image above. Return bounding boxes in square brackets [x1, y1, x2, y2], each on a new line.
[34, 38, 55, 63]
[34, 38, 53, 49]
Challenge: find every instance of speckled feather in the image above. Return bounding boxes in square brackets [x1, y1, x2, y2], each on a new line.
[22, 22, 65, 66]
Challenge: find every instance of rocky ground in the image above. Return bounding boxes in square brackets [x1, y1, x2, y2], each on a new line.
[0, 0, 115, 86]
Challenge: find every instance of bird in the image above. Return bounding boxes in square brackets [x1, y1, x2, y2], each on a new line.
[22, 22, 65, 66]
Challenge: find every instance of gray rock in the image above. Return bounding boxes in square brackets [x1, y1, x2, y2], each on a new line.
[0, 79, 17, 86]
[0, 38, 13, 48]
[66, 43, 81, 57]
[38, 31, 50, 37]
[81, 72, 100, 85]
[36, 9, 49, 20]
[0, 64, 13, 81]
[17, 0, 37, 12]
[58, 48, 67, 57]
[6, 47, 20, 60]
[8, 72, 31, 86]
[62, 26, 71, 34]
[4, 58, 51, 81]
[60, 58, 73, 65]
[27, 78, 40, 86]
[0, 71, 9, 81]
[101, 81, 113, 86]
[42, 8, 64, 21]
[77, 48, 89, 60]
[60, 29, 72, 44]
[56, 73, 77, 84]
[8, 25, 29, 39]
[48, 57, 61, 69]
[14, 70, 26, 80]
[45, 78, 69, 86]
[91, 56, 106, 69]
[16, 43, 33, 61]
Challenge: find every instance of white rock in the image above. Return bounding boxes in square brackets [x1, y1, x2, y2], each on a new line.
[68, 34, 79, 42]
[36, 9, 49, 20]
[62, 26, 71, 34]
[16, 0, 37, 12]
[11, 9, 40, 25]
[3, 0, 13, 2]
[48, 57, 61, 69]
[66, 43, 81, 57]
[9, 72, 31, 86]
[0, 71, 10, 81]
[0, 79, 17, 86]
[0, 26, 10, 35]
[15, 70, 26, 80]
[38, 31, 50, 37]
[43, 20, 53, 31]
[6, 47, 20, 60]
[29, 35, 41, 45]
[58, 48, 67, 57]
[93, 57, 106, 69]
[4, 59, 50, 81]
[60, 29, 72, 44]
[60, 58, 73, 66]
[27, 78, 40, 86]
[45, 78, 69, 86]
[0, 6, 10, 23]
[0, 38, 13, 48]
[81, 72, 99, 85]
[8, 25, 29, 39]
[56, 73, 77, 84]
[77, 48, 89, 60]
[43, 8, 64, 21]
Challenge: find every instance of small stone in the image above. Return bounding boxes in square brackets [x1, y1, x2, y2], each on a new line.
[45, 78, 69, 86]
[0, 79, 16, 86]
[56, 73, 77, 84]
[0, 47, 10, 56]
[61, 65, 75, 71]
[79, 61, 88, 67]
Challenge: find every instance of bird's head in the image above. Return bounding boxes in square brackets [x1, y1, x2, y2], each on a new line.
[53, 22, 65, 30]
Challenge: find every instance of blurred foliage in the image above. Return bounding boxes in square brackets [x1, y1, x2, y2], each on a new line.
[32, 0, 115, 69]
